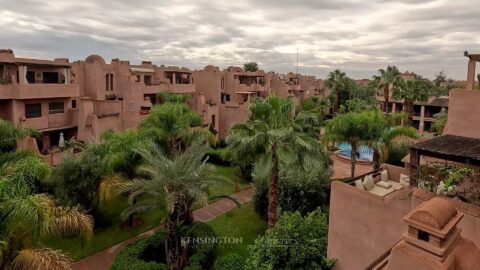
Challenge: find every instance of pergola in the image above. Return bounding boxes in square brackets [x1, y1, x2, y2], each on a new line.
[466, 52, 480, 90]
[409, 134, 480, 185]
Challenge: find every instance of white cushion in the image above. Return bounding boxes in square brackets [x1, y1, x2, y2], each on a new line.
[369, 186, 395, 197]
[399, 174, 410, 187]
[354, 179, 365, 190]
[363, 175, 375, 191]
[381, 170, 389, 182]
[376, 181, 392, 189]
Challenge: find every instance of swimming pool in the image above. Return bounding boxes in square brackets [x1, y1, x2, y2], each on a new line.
[335, 143, 373, 162]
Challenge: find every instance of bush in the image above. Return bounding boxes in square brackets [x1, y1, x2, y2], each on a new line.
[205, 148, 230, 166]
[386, 143, 409, 166]
[111, 232, 167, 270]
[246, 210, 335, 270]
[214, 253, 245, 270]
[50, 152, 104, 210]
[184, 222, 218, 269]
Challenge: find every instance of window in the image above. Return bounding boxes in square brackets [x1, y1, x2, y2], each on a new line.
[109, 74, 114, 90]
[144, 75, 152, 85]
[105, 74, 109, 90]
[105, 73, 114, 91]
[25, 103, 42, 118]
[136, 75, 141, 82]
[49, 102, 64, 114]
[26, 71, 36, 84]
[43, 72, 59, 83]
[71, 100, 77, 109]
[211, 115, 216, 128]
[226, 94, 230, 102]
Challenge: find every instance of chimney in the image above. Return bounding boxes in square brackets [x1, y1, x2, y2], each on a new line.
[0, 49, 15, 59]
[386, 197, 464, 269]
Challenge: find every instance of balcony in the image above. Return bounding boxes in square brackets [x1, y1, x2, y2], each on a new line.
[0, 84, 79, 100]
[138, 83, 169, 95]
[24, 108, 79, 130]
[236, 84, 265, 93]
[167, 83, 196, 93]
[289, 85, 302, 91]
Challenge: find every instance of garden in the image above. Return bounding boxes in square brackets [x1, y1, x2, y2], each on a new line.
[1, 65, 456, 270]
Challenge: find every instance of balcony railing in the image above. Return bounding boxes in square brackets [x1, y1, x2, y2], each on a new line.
[0, 84, 79, 99]
[168, 83, 196, 93]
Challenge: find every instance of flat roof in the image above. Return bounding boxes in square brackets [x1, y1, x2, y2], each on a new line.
[411, 134, 480, 164]
[1, 58, 71, 68]
[131, 67, 155, 73]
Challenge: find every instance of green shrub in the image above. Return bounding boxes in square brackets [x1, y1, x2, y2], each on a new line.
[386, 143, 409, 166]
[214, 253, 245, 270]
[184, 222, 218, 269]
[246, 210, 335, 270]
[111, 232, 167, 270]
[205, 148, 230, 166]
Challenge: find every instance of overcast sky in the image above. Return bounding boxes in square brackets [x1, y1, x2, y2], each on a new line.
[1, 0, 479, 80]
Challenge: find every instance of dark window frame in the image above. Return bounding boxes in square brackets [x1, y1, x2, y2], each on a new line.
[49, 101, 65, 114]
[25, 103, 42, 118]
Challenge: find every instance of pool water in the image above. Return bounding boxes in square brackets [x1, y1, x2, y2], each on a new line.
[336, 143, 373, 162]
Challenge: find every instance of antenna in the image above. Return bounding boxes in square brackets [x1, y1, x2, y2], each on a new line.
[296, 47, 299, 74]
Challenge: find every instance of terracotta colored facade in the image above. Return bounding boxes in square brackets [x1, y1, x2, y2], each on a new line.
[1, 49, 326, 154]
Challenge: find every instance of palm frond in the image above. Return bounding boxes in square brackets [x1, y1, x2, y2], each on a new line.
[50, 206, 93, 242]
[12, 248, 71, 270]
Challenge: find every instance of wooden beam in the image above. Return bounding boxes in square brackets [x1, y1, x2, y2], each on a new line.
[409, 148, 420, 187]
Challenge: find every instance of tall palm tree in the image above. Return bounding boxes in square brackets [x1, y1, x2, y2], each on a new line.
[117, 141, 225, 270]
[227, 95, 316, 228]
[392, 79, 429, 126]
[325, 70, 347, 114]
[325, 111, 384, 178]
[372, 66, 401, 115]
[0, 152, 92, 270]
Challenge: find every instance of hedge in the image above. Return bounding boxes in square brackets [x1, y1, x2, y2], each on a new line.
[205, 148, 230, 166]
[184, 222, 218, 269]
[111, 232, 167, 270]
[214, 253, 245, 270]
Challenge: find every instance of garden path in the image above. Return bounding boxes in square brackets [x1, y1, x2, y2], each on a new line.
[71, 188, 254, 270]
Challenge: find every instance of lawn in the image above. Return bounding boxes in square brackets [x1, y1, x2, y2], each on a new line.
[42, 164, 249, 261]
[208, 203, 267, 258]
[208, 165, 251, 198]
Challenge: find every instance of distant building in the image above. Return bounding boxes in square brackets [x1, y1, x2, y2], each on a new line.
[0, 49, 327, 157]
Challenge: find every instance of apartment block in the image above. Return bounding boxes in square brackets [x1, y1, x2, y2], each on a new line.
[0, 49, 79, 153]
[1, 49, 327, 154]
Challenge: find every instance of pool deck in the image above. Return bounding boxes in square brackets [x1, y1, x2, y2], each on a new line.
[331, 153, 373, 180]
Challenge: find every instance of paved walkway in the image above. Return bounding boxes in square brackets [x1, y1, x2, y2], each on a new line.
[72, 188, 254, 270]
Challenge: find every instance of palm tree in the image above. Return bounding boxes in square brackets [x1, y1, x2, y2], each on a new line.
[372, 66, 401, 115]
[0, 119, 41, 153]
[325, 70, 347, 114]
[227, 95, 316, 228]
[392, 79, 429, 126]
[116, 141, 225, 270]
[140, 101, 214, 158]
[369, 126, 418, 170]
[325, 111, 384, 178]
[0, 151, 92, 270]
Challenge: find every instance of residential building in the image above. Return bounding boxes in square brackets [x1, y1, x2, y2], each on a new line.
[1, 49, 327, 153]
[0, 49, 79, 153]
[381, 96, 449, 134]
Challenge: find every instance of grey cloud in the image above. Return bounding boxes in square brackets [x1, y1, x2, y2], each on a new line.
[0, 0, 479, 80]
